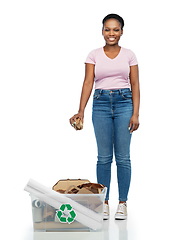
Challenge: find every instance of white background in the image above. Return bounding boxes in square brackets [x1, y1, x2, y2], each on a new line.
[0, 0, 195, 239]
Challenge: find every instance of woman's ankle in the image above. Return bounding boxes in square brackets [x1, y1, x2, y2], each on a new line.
[105, 200, 109, 204]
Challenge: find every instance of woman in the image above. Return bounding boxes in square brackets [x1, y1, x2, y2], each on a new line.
[69, 13, 140, 220]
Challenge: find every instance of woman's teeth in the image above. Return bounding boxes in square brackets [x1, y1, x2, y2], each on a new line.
[109, 38, 115, 41]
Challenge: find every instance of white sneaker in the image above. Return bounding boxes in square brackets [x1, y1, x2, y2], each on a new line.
[115, 202, 127, 220]
[103, 203, 109, 220]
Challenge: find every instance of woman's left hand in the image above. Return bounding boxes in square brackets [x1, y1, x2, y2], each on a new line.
[129, 115, 139, 133]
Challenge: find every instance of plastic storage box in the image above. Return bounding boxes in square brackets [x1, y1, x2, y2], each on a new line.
[30, 189, 107, 232]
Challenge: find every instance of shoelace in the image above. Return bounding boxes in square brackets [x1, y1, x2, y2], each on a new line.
[116, 203, 126, 213]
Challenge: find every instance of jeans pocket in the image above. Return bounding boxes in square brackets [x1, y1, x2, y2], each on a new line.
[93, 92, 101, 100]
[121, 90, 132, 100]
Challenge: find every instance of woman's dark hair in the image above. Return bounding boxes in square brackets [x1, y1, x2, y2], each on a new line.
[102, 13, 124, 30]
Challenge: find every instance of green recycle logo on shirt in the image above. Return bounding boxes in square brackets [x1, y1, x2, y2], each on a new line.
[56, 204, 76, 224]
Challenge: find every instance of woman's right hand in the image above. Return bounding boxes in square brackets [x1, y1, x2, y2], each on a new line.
[69, 112, 84, 128]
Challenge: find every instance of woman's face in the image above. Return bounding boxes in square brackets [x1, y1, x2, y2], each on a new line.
[102, 18, 123, 46]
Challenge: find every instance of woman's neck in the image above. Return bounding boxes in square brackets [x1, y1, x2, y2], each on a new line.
[104, 44, 121, 52]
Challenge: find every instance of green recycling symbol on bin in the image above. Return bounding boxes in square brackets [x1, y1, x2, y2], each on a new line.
[56, 204, 76, 224]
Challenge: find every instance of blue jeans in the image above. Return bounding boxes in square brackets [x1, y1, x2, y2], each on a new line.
[92, 88, 133, 201]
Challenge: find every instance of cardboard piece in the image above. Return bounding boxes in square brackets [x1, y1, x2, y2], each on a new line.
[76, 183, 105, 194]
[67, 186, 93, 194]
[52, 179, 105, 195]
[43, 205, 55, 221]
[52, 179, 90, 194]
[71, 118, 83, 130]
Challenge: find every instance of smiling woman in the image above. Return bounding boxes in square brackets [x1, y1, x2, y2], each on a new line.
[69, 13, 140, 221]
[102, 14, 124, 58]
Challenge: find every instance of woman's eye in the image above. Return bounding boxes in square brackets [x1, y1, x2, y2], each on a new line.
[104, 29, 120, 32]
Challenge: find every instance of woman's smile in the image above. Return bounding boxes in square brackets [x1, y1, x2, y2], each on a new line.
[108, 37, 116, 41]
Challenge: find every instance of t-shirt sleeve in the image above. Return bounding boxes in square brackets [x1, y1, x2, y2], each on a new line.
[128, 50, 138, 66]
[85, 50, 96, 65]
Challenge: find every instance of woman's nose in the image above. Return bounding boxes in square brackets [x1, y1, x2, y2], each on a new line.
[109, 30, 114, 36]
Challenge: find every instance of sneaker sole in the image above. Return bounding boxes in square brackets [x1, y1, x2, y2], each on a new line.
[103, 215, 109, 220]
[115, 215, 127, 220]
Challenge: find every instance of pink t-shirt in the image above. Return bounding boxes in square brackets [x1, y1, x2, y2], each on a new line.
[85, 47, 138, 90]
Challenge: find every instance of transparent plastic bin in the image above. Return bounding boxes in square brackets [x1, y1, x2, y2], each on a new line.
[30, 188, 107, 232]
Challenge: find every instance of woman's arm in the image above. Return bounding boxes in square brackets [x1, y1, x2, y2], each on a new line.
[69, 63, 95, 127]
[129, 65, 140, 133]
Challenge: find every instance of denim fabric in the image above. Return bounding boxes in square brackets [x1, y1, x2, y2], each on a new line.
[92, 88, 133, 201]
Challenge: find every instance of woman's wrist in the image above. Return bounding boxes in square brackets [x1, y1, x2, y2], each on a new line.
[78, 109, 84, 115]
[132, 113, 139, 117]
[77, 110, 84, 119]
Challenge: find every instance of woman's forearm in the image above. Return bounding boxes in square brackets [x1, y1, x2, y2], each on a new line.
[131, 82, 140, 117]
[69, 64, 94, 126]
[77, 63, 95, 115]
[78, 80, 94, 114]
[130, 65, 140, 117]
